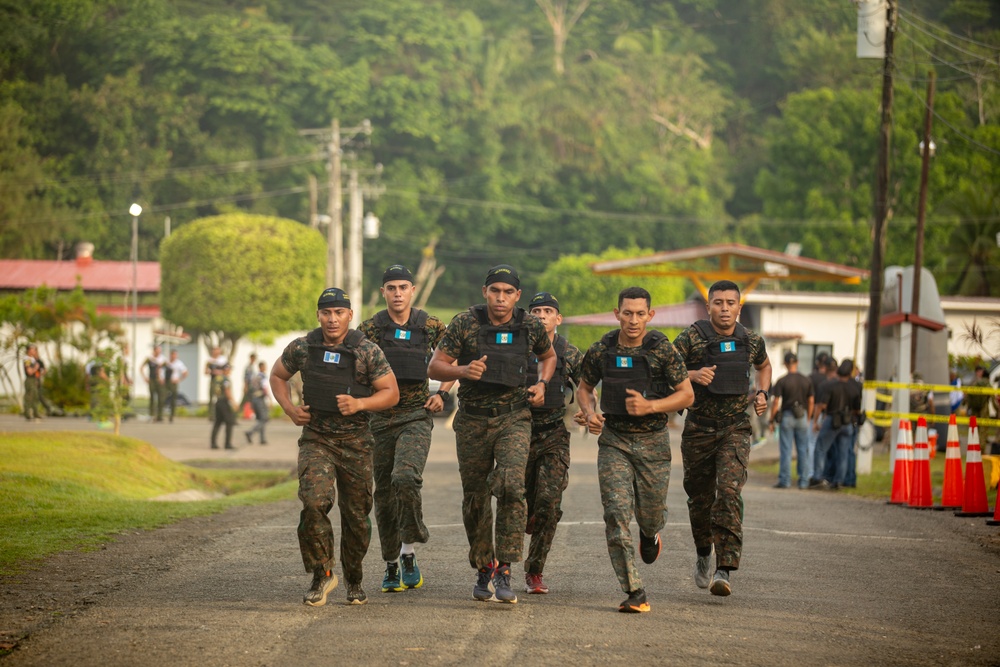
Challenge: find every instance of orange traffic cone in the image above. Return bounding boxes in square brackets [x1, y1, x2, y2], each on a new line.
[908, 417, 933, 509]
[955, 416, 993, 517]
[888, 419, 913, 505]
[934, 413, 964, 510]
[988, 492, 1000, 527]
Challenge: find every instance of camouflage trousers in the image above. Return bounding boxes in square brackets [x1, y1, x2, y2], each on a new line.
[681, 419, 751, 570]
[296, 426, 374, 584]
[148, 379, 167, 420]
[524, 422, 571, 575]
[454, 407, 531, 569]
[23, 377, 41, 420]
[598, 426, 671, 594]
[370, 407, 433, 562]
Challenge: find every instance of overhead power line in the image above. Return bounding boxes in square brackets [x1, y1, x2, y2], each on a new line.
[898, 7, 1000, 54]
[897, 28, 1000, 82]
[900, 83, 1000, 158]
[0, 153, 322, 191]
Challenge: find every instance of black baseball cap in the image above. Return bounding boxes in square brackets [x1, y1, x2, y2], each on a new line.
[382, 264, 414, 284]
[317, 287, 352, 309]
[484, 264, 520, 289]
[529, 292, 559, 312]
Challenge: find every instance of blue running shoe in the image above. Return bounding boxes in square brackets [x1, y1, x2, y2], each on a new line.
[382, 561, 404, 592]
[400, 553, 423, 589]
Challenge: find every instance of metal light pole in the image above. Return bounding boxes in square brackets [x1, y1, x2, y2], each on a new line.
[129, 203, 142, 408]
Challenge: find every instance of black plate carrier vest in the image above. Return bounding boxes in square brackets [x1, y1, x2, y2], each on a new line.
[373, 309, 429, 382]
[527, 335, 568, 410]
[600, 329, 671, 415]
[689, 319, 750, 396]
[457, 305, 529, 388]
[301, 328, 372, 415]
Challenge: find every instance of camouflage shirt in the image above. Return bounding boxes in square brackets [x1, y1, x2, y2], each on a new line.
[359, 310, 447, 411]
[673, 323, 768, 421]
[437, 307, 552, 410]
[532, 337, 584, 428]
[280, 331, 394, 436]
[581, 330, 689, 433]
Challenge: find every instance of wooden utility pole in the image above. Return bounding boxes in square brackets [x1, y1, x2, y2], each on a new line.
[328, 119, 343, 288]
[864, 0, 896, 381]
[308, 175, 318, 229]
[910, 70, 936, 370]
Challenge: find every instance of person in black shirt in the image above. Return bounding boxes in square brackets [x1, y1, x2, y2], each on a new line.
[809, 360, 861, 490]
[768, 352, 815, 488]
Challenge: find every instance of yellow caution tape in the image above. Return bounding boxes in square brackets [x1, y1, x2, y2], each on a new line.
[875, 392, 894, 403]
[867, 410, 1000, 428]
[864, 380, 1000, 396]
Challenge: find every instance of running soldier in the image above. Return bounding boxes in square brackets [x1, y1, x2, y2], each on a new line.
[674, 280, 771, 597]
[577, 286, 694, 613]
[359, 264, 455, 594]
[269, 287, 399, 607]
[522, 291, 583, 595]
[428, 265, 555, 605]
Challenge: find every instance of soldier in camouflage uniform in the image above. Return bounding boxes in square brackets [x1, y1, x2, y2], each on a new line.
[22, 344, 43, 421]
[428, 265, 555, 605]
[673, 280, 771, 598]
[577, 286, 694, 614]
[209, 363, 236, 449]
[359, 264, 455, 594]
[270, 287, 399, 607]
[521, 292, 583, 595]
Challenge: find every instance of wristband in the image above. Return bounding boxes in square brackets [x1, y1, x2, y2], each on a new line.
[756, 389, 768, 399]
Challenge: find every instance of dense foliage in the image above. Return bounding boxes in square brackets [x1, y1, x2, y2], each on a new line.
[159, 213, 326, 349]
[1, 0, 998, 304]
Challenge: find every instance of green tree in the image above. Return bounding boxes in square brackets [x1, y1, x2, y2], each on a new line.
[159, 213, 326, 356]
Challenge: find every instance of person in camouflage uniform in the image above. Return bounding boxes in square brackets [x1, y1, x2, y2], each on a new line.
[210, 363, 236, 450]
[520, 291, 583, 595]
[359, 264, 455, 594]
[22, 344, 43, 421]
[673, 279, 771, 598]
[270, 287, 399, 608]
[577, 286, 694, 614]
[428, 265, 555, 605]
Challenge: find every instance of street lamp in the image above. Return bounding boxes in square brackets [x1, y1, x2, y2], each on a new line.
[129, 203, 142, 408]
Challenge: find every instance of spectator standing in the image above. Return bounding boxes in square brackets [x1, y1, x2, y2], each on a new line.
[22, 344, 43, 421]
[768, 352, 814, 489]
[244, 361, 271, 444]
[143, 345, 168, 422]
[165, 349, 189, 423]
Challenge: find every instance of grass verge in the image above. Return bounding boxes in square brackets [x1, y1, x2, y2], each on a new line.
[750, 449, 998, 507]
[0, 431, 296, 575]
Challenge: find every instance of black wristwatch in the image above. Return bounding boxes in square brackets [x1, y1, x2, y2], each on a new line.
[436, 390, 449, 398]
[538, 378, 549, 386]
[756, 389, 769, 399]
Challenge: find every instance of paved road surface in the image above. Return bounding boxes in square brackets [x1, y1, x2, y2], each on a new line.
[2, 414, 999, 666]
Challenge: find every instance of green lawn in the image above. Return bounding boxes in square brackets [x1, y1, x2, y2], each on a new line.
[751, 450, 998, 507]
[0, 432, 296, 575]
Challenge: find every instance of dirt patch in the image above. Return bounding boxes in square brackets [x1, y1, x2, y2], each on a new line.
[0, 502, 287, 658]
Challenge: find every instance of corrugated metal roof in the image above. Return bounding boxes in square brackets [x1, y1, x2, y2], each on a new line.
[0, 259, 160, 292]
